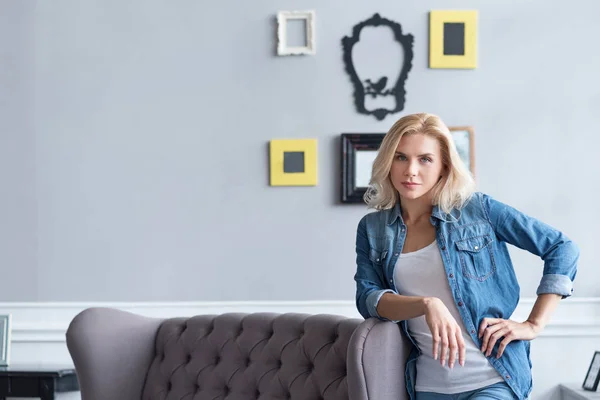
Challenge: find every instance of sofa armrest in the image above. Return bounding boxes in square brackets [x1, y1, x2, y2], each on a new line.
[347, 318, 411, 400]
[66, 307, 164, 400]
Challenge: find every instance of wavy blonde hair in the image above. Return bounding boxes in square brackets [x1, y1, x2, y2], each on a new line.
[364, 113, 475, 214]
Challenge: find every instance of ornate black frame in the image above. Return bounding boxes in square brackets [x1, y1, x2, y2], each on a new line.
[342, 13, 414, 121]
[341, 133, 385, 203]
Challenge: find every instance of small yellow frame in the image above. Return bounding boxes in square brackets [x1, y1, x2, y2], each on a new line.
[269, 139, 317, 186]
[429, 10, 477, 69]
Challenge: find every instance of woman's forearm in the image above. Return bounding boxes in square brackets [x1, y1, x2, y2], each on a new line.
[525, 293, 562, 331]
[377, 292, 434, 321]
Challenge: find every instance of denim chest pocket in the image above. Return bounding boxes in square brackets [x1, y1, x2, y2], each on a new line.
[455, 234, 496, 281]
[369, 248, 388, 265]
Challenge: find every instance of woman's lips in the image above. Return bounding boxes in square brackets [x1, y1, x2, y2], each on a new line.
[401, 182, 420, 189]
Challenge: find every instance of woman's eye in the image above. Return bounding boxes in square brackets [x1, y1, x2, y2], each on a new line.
[421, 157, 432, 163]
[396, 154, 407, 161]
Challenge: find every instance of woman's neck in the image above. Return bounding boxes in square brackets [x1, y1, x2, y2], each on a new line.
[400, 197, 433, 225]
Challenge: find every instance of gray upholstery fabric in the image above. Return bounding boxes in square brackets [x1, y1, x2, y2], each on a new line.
[347, 317, 410, 400]
[66, 307, 164, 400]
[67, 308, 411, 400]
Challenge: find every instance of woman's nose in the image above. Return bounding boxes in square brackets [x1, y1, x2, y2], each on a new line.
[405, 161, 418, 176]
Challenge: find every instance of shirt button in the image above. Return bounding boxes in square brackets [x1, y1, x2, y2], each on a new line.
[505, 375, 510, 379]
[471, 329, 475, 334]
[389, 279, 393, 283]
[441, 245, 446, 250]
[474, 246, 479, 250]
[394, 253, 399, 256]
[458, 301, 464, 307]
[449, 273, 454, 278]
[401, 228, 406, 232]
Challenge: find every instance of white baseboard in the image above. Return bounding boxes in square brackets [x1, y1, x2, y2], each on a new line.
[1, 297, 599, 343]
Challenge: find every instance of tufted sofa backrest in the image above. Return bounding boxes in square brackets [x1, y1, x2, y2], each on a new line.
[141, 313, 362, 400]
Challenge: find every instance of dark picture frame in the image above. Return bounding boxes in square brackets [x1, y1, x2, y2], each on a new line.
[583, 351, 600, 391]
[341, 133, 385, 203]
[341, 128, 476, 204]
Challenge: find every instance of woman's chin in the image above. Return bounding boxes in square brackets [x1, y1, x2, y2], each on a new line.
[396, 186, 431, 201]
[398, 189, 422, 199]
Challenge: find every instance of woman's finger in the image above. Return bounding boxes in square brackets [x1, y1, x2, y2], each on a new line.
[486, 327, 509, 357]
[478, 318, 489, 339]
[481, 322, 504, 353]
[439, 327, 449, 367]
[478, 317, 500, 339]
[432, 326, 440, 360]
[448, 328, 459, 368]
[497, 332, 516, 358]
[456, 328, 466, 366]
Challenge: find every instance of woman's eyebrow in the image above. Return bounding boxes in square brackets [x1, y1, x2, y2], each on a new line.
[395, 151, 435, 157]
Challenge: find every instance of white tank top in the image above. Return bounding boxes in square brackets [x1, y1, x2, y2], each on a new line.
[394, 239, 504, 394]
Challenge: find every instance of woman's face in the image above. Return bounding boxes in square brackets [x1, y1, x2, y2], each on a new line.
[389, 133, 445, 201]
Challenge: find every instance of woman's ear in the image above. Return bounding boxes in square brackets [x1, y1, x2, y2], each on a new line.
[440, 165, 449, 178]
[438, 167, 448, 181]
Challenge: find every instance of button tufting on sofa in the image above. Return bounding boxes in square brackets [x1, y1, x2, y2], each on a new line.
[66, 308, 412, 400]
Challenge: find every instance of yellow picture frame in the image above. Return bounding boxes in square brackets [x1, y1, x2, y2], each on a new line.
[269, 139, 317, 186]
[429, 10, 477, 69]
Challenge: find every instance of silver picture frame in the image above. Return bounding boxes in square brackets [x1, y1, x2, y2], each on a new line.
[0, 314, 12, 366]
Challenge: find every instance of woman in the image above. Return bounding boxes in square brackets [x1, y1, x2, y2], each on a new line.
[354, 113, 579, 400]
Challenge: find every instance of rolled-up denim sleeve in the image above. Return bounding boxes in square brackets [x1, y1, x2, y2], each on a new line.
[366, 289, 397, 319]
[354, 217, 400, 322]
[536, 274, 574, 297]
[481, 193, 579, 299]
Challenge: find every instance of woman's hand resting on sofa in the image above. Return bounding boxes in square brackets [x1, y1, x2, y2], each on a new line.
[424, 297, 466, 369]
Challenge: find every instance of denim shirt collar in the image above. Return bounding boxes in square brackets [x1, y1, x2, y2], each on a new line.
[385, 202, 461, 226]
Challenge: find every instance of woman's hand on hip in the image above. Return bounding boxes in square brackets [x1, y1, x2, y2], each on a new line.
[478, 318, 541, 358]
[424, 297, 466, 368]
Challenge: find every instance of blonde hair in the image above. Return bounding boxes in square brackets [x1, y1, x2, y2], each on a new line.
[364, 113, 475, 215]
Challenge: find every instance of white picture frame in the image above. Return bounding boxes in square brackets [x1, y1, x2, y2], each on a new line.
[0, 314, 11, 366]
[277, 10, 316, 56]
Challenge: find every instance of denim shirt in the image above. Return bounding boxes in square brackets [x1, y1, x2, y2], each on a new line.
[354, 192, 579, 400]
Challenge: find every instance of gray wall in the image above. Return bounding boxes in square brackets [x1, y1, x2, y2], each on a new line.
[0, 0, 597, 301]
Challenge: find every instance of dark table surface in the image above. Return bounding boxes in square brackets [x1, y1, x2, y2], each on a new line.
[0, 365, 76, 377]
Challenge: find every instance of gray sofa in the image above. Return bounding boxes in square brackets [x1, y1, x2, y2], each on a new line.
[66, 307, 410, 400]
